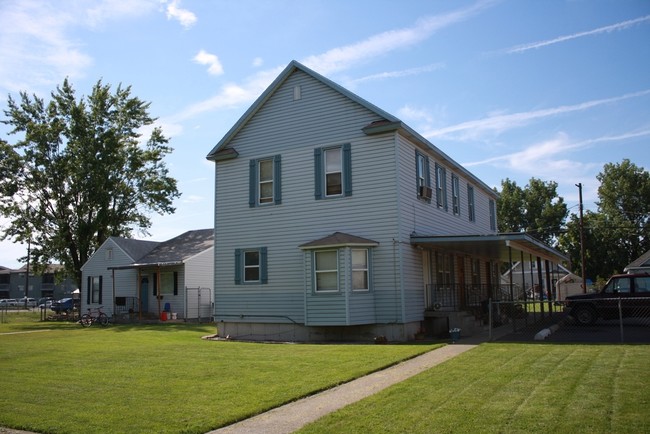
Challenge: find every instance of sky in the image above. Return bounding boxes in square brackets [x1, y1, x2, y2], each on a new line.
[0, 0, 649, 269]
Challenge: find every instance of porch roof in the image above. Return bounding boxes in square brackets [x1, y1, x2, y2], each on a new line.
[410, 232, 567, 264]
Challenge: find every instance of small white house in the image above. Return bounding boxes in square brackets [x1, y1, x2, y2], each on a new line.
[81, 229, 214, 321]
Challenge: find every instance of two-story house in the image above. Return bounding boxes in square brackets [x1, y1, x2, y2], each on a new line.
[206, 60, 566, 342]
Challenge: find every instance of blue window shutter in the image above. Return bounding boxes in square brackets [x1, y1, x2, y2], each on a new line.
[314, 148, 323, 200]
[173, 272, 178, 295]
[98, 275, 103, 304]
[152, 273, 157, 296]
[234, 249, 242, 285]
[274, 155, 282, 205]
[343, 143, 352, 196]
[87, 276, 91, 304]
[249, 160, 257, 208]
[435, 163, 441, 206]
[260, 247, 268, 284]
[414, 152, 419, 194]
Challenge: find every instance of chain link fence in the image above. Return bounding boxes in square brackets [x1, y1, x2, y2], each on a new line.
[488, 298, 650, 344]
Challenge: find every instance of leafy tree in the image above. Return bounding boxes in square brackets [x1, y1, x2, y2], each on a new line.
[559, 159, 650, 281]
[0, 79, 180, 284]
[497, 177, 568, 245]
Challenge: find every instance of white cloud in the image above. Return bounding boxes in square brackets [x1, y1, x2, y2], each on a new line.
[504, 14, 650, 54]
[302, 0, 495, 75]
[423, 89, 650, 140]
[348, 63, 445, 85]
[172, 1, 495, 122]
[464, 130, 650, 176]
[193, 50, 224, 75]
[165, 0, 197, 29]
[252, 57, 264, 67]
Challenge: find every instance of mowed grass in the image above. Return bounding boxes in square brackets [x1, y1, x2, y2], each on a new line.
[0, 319, 438, 434]
[298, 343, 650, 434]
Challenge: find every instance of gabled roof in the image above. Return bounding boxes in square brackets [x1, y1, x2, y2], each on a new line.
[131, 229, 214, 266]
[299, 232, 379, 250]
[110, 237, 160, 261]
[205, 60, 496, 197]
[625, 249, 650, 272]
[206, 60, 397, 160]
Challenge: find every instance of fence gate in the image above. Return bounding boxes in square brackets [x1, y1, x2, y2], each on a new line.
[185, 287, 213, 323]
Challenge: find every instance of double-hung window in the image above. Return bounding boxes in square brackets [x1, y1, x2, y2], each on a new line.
[87, 276, 102, 304]
[435, 163, 448, 210]
[314, 144, 352, 199]
[249, 155, 281, 207]
[234, 248, 268, 284]
[415, 151, 431, 200]
[451, 174, 460, 215]
[315, 250, 338, 292]
[467, 185, 475, 222]
[352, 249, 369, 291]
[489, 199, 497, 231]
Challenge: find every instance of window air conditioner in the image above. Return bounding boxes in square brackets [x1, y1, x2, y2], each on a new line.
[419, 185, 433, 199]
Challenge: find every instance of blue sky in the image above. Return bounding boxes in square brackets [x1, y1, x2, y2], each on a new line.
[1, 0, 649, 269]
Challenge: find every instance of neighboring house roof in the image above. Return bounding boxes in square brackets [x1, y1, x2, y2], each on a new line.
[131, 229, 214, 266]
[110, 237, 161, 262]
[205, 60, 497, 199]
[299, 232, 379, 249]
[624, 250, 650, 273]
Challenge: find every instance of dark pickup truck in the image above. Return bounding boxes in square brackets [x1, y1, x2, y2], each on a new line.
[565, 273, 650, 325]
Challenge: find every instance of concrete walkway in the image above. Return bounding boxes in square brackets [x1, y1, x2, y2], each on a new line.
[208, 341, 479, 434]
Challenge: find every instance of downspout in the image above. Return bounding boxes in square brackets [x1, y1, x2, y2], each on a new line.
[112, 269, 116, 318]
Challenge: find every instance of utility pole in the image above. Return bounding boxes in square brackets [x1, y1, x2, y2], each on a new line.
[576, 183, 587, 293]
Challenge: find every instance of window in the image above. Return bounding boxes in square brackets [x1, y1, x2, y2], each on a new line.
[467, 185, 475, 222]
[315, 250, 338, 292]
[314, 144, 352, 199]
[489, 199, 496, 231]
[635, 276, 650, 293]
[435, 163, 448, 210]
[471, 259, 481, 286]
[87, 276, 102, 304]
[160, 272, 179, 295]
[234, 248, 268, 284]
[436, 253, 452, 286]
[352, 249, 369, 291]
[415, 151, 431, 199]
[451, 174, 460, 215]
[249, 156, 281, 207]
[105, 248, 113, 260]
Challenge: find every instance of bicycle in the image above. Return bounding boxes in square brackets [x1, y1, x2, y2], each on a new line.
[79, 306, 110, 327]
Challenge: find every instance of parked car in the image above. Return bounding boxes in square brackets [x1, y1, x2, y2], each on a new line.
[50, 298, 80, 314]
[38, 297, 54, 308]
[565, 273, 650, 325]
[17, 297, 37, 307]
[0, 298, 18, 307]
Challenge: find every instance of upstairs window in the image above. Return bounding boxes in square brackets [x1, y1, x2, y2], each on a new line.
[468, 185, 475, 222]
[314, 144, 352, 199]
[489, 199, 496, 231]
[249, 156, 282, 207]
[435, 163, 448, 211]
[415, 151, 432, 200]
[451, 174, 460, 215]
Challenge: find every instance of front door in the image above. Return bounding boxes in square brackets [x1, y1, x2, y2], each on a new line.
[140, 277, 149, 313]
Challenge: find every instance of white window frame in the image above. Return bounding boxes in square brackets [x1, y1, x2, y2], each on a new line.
[314, 250, 338, 292]
[452, 174, 460, 215]
[243, 250, 261, 283]
[91, 276, 101, 303]
[324, 147, 343, 197]
[160, 271, 175, 294]
[352, 249, 369, 292]
[258, 158, 274, 204]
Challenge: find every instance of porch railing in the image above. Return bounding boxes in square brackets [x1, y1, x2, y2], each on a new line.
[113, 296, 140, 318]
[427, 283, 525, 312]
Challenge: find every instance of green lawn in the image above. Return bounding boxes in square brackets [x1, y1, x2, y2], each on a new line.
[298, 343, 650, 434]
[0, 318, 438, 434]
